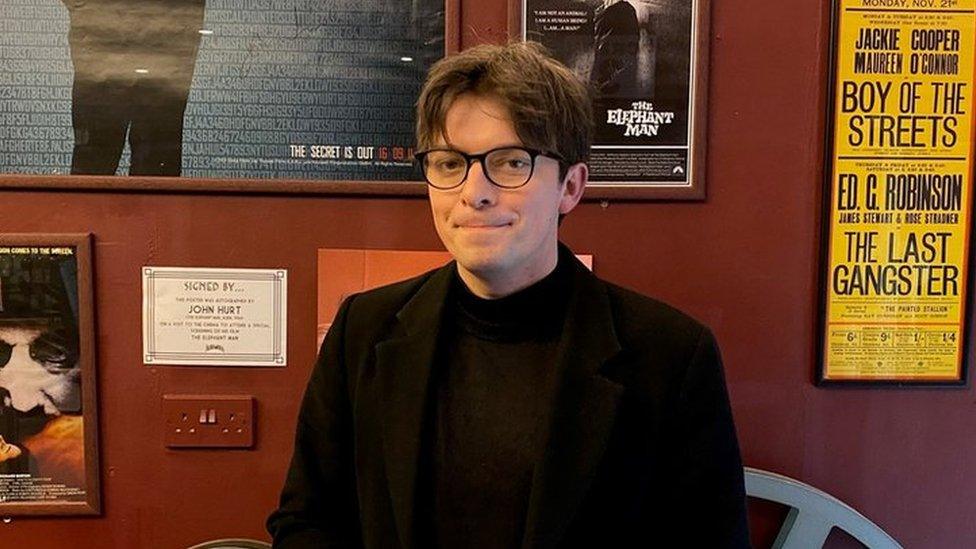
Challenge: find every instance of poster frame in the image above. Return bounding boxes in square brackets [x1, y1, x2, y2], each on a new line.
[0, 0, 461, 197]
[508, 0, 711, 200]
[0, 232, 101, 515]
[814, 0, 975, 387]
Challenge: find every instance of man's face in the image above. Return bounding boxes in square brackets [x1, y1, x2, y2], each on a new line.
[427, 94, 584, 296]
[0, 325, 80, 415]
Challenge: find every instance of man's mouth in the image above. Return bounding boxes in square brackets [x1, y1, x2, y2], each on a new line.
[454, 220, 512, 229]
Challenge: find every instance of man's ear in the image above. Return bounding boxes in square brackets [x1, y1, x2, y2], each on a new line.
[559, 162, 588, 215]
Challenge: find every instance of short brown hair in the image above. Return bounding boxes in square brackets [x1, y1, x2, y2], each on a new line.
[416, 41, 594, 174]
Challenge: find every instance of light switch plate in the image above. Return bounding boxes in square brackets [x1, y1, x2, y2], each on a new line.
[163, 394, 255, 449]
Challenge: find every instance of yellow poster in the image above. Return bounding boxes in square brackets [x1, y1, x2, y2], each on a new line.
[822, 0, 975, 382]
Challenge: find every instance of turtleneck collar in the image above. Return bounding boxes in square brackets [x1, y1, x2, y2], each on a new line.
[451, 251, 573, 342]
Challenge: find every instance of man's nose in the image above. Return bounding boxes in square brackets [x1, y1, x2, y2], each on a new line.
[459, 159, 497, 208]
[0, 345, 49, 412]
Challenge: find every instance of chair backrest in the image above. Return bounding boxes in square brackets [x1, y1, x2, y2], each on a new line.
[185, 539, 271, 549]
[744, 467, 902, 549]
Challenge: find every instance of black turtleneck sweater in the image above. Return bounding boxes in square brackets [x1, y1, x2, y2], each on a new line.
[422, 258, 573, 548]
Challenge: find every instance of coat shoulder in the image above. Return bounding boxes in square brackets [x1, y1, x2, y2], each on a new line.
[340, 264, 448, 335]
[604, 282, 709, 345]
[600, 281, 713, 377]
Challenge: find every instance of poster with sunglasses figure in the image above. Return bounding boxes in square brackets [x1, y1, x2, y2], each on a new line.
[0, 0, 445, 181]
[0, 235, 99, 515]
[519, 0, 708, 198]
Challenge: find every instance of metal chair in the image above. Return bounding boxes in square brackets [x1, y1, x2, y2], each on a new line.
[186, 539, 271, 549]
[744, 467, 902, 549]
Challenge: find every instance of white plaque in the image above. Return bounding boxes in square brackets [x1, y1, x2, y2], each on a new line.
[142, 267, 287, 366]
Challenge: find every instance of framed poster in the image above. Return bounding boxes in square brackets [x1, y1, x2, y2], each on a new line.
[0, 234, 100, 515]
[817, 0, 975, 385]
[511, 0, 710, 199]
[0, 0, 460, 195]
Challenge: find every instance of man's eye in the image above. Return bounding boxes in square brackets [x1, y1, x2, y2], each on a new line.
[30, 334, 74, 370]
[435, 159, 463, 171]
[490, 154, 531, 172]
[0, 342, 11, 368]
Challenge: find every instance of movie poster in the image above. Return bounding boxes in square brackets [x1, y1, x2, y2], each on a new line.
[0, 236, 99, 514]
[0, 0, 444, 180]
[819, 0, 975, 383]
[521, 0, 700, 189]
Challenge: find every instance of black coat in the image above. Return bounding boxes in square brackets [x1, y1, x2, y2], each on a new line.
[268, 247, 750, 548]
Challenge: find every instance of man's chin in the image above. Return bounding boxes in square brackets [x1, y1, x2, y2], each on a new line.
[457, 259, 503, 277]
[453, 227, 512, 249]
[454, 252, 510, 280]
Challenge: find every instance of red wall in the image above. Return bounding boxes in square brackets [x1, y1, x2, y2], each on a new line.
[2, 0, 973, 547]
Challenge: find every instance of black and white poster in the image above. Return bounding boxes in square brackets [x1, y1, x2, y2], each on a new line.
[0, 0, 445, 181]
[521, 0, 706, 197]
[0, 234, 99, 515]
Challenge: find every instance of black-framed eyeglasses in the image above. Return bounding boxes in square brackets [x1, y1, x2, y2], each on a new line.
[414, 146, 563, 190]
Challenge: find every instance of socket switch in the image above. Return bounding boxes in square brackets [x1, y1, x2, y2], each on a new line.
[163, 394, 255, 449]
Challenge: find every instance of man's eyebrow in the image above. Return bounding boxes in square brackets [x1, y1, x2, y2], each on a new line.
[431, 143, 526, 153]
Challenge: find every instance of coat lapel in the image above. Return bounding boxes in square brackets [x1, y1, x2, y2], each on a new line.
[374, 264, 455, 549]
[522, 254, 625, 549]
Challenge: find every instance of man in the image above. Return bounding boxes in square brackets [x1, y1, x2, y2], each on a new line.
[62, 0, 206, 175]
[591, 0, 640, 98]
[268, 42, 749, 548]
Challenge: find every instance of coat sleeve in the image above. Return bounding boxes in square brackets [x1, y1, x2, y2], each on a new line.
[267, 296, 363, 548]
[668, 327, 751, 548]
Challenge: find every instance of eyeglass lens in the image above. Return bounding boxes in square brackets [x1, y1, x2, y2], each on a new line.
[424, 148, 534, 189]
